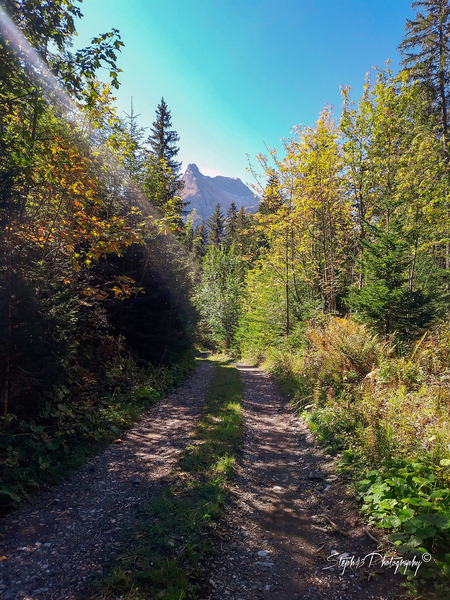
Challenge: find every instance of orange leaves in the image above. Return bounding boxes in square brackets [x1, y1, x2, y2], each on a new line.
[11, 118, 153, 301]
[82, 287, 109, 301]
[80, 276, 143, 302]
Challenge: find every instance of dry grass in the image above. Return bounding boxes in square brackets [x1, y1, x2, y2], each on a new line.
[258, 316, 450, 466]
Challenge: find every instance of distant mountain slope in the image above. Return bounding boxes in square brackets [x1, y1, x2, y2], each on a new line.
[181, 163, 259, 221]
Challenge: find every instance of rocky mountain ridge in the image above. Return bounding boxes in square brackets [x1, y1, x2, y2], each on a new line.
[181, 163, 258, 221]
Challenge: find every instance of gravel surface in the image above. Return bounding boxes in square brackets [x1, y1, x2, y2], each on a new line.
[202, 365, 405, 600]
[0, 361, 214, 600]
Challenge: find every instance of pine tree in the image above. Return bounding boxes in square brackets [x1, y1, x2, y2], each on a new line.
[143, 98, 187, 227]
[234, 205, 254, 256]
[207, 203, 225, 247]
[147, 97, 182, 176]
[399, 1, 450, 278]
[350, 220, 434, 338]
[193, 221, 207, 259]
[122, 97, 146, 178]
[399, 0, 450, 144]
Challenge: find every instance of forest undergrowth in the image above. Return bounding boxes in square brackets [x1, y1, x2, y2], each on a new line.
[0, 353, 195, 516]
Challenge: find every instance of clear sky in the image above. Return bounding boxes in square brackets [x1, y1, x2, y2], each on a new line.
[74, 0, 414, 185]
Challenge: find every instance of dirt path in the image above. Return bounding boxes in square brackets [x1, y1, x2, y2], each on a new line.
[202, 365, 404, 600]
[0, 361, 214, 600]
[0, 361, 409, 600]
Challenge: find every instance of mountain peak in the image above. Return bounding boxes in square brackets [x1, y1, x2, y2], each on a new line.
[181, 164, 258, 220]
[186, 163, 200, 175]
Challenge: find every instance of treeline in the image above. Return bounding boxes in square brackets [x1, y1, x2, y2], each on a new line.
[199, 2, 450, 352]
[0, 1, 197, 511]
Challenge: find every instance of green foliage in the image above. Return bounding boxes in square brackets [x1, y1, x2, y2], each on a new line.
[341, 67, 448, 335]
[0, 4, 201, 517]
[147, 97, 182, 177]
[193, 220, 207, 260]
[399, 0, 450, 141]
[0, 353, 195, 514]
[224, 201, 238, 249]
[261, 315, 450, 595]
[258, 170, 284, 216]
[206, 202, 225, 247]
[306, 405, 359, 455]
[357, 459, 450, 590]
[350, 220, 436, 338]
[197, 246, 244, 350]
[238, 259, 308, 357]
[141, 156, 189, 234]
[1, 0, 124, 104]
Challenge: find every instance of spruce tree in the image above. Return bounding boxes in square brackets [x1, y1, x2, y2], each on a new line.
[399, 1, 450, 277]
[234, 205, 259, 257]
[399, 0, 450, 143]
[350, 221, 434, 338]
[207, 203, 225, 247]
[258, 170, 284, 215]
[143, 98, 187, 227]
[147, 97, 182, 176]
[235, 205, 248, 235]
[122, 98, 146, 178]
[193, 221, 207, 259]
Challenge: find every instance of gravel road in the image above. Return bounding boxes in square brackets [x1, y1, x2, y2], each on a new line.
[0, 361, 214, 600]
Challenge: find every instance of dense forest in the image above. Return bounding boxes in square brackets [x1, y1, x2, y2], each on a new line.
[2, 0, 450, 594]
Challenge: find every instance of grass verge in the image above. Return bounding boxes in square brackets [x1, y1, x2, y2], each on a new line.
[88, 359, 244, 600]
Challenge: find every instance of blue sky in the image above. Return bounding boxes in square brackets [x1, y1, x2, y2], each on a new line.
[74, 0, 414, 185]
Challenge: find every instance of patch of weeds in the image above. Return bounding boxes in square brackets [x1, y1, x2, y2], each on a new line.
[90, 360, 244, 600]
[303, 405, 360, 456]
[356, 459, 450, 597]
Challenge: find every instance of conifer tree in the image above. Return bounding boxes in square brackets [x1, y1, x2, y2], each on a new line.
[236, 205, 248, 229]
[143, 98, 187, 227]
[147, 97, 182, 177]
[234, 205, 255, 256]
[193, 221, 207, 259]
[122, 97, 146, 178]
[399, 1, 450, 278]
[399, 0, 450, 144]
[258, 170, 284, 215]
[207, 203, 225, 247]
[350, 220, 434, 338]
